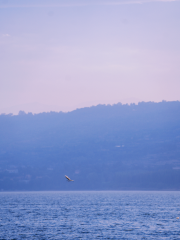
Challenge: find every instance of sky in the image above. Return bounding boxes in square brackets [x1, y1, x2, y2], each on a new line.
[0, 0, 180, 114]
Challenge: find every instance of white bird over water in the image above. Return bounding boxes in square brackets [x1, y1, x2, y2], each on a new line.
[65, 175, 74, 181]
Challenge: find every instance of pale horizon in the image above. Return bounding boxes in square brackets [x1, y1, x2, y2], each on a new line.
[1, 99, 178, 115]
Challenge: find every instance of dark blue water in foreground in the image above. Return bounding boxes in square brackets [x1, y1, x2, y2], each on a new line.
[0, 191, 180, 239]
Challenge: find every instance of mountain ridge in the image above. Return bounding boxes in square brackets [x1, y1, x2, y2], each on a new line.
[0, 101, 180, 191]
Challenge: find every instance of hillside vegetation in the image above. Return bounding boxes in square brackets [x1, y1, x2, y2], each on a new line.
[0, 101, 180, 190]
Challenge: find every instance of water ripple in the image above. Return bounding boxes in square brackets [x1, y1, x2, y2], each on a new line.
[0, 191, 180, 239]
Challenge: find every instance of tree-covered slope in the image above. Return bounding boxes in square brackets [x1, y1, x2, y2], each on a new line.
[0, 101, 180, 190]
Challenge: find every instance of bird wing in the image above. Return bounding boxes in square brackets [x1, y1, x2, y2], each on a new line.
[65, 175, 71, 180]
[65, 175, 74, 181]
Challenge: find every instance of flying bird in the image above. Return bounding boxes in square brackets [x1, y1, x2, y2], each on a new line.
[65, 175, 74, 181]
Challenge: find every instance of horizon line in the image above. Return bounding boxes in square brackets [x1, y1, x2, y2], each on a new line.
[0, 100, 179, 116]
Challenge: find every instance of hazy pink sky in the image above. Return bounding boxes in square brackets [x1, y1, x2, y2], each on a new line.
[0, 0, 180, 114]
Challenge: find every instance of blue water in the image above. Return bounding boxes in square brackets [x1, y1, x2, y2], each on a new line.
[0, 191, 180, 239]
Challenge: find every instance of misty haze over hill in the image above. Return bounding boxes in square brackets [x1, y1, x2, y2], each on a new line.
[0, 98, 141, 115]
[0, 101, 180, 191]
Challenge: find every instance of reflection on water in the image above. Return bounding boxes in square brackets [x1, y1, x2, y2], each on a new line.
[0, 191, 180, 239]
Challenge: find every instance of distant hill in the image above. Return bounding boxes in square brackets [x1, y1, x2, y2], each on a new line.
[0, 101, 180, 191]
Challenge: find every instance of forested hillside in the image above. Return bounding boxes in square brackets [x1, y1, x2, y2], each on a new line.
[0, 101, 180, 190]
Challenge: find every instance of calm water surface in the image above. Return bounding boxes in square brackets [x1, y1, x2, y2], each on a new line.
[0, 191, 180, 239]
